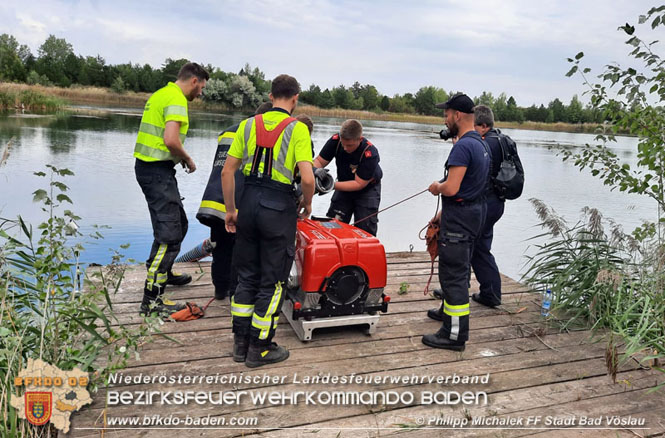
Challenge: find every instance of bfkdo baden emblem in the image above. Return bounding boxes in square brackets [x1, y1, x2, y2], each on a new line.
[25, 392, 52, 426]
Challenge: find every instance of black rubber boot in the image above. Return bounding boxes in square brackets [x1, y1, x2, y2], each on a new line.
[139, 296, 186, 316]
[245, 343, 290, 368]
[432, 288, 444, 300]
[427, 303, 444, 321]
[233, 335, 250, 363]
[472, 293, 498, 308]
[422, 332, 465, 351]
[166, 271, 192, 286]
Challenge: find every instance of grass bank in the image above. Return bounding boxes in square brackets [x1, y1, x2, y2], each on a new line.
[0, 82, 602, 133]
[0, 83, 64, 111]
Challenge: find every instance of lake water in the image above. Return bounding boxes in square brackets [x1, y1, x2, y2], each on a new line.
[0, 108, 655, 281]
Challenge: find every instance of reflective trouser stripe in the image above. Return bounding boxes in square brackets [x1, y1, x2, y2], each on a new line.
[252, 281, 283, 340]
[230, 297, 254, 318]
[146, 244, 168, 290]
[443, 300, 470, 317]
[450, 316, 460, 341]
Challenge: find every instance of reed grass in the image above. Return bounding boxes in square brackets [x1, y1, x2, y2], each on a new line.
[523, 199, 665, 386]
[0, 166, 162, 437]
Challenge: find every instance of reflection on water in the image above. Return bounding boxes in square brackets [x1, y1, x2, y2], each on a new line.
[0, 108, 654, 281]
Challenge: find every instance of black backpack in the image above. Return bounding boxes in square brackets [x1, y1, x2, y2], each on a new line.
[488, 130, 524, 200]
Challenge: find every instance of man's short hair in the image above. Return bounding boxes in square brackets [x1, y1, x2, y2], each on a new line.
[296, 115, 314, 134]
[340, 119, 363, 140]
[177, 62, 210, 81]
[255, 102, 273, 115]
[271, 74, 300, 99]
[474, 105, 494, 128]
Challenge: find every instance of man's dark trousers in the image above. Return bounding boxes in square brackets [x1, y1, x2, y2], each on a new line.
[437, 199, 485, 343]
[211, 224, 237, 298]
[135, 159, 188, 298]
[231, 179, 297, 345]
[470, 193, 505, 306]
[327, 182, 381, 236]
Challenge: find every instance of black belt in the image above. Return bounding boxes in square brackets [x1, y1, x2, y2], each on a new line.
[441, 195, 484, 206]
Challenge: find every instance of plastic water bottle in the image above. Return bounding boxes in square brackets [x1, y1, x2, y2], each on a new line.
[541, 289, 552, 317]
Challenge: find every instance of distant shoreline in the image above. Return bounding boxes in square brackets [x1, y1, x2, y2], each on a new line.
[1, 82, 602, 134]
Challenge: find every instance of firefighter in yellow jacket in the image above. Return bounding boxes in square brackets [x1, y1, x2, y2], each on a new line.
[134, 62, 209, 316]
[222, 74, 314, 368]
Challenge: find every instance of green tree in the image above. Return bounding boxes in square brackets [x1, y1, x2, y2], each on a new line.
[36, 35, 74, 86]
[0, 34, 28, 81]
[161, 58, 189, 82]
[414, 86, 448, 115]
[332, 85, 352, 108]
[380, 95, 390, 111]
[548, 98, 566, 122]
[357, 84, 379, 110]
[320, 88, 335, 109]
[300, 84, 322, 107]
[566, 95, 584, 123]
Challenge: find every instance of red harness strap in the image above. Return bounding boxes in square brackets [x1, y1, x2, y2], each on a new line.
[250, 114, 296, 177]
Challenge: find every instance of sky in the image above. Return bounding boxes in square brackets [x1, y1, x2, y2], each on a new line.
[1, 0, 663, 106]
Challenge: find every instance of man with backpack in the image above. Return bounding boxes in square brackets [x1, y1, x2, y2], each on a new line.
[470, 104, 523, 307]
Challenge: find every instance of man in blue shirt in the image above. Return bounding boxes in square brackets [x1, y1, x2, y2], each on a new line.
[423, 93, 490, 351]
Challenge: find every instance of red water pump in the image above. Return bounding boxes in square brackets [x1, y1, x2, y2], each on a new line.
[283, 217, 390, 340]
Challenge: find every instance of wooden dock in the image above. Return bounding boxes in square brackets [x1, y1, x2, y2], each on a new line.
[68, 252, 665, 437]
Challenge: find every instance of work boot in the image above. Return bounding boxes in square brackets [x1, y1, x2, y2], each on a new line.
[427, 303, 444, 321]
[214, 286, 229, 300]
[140, 296, 186, 317]
[233, 335, 250, 363]
[245, 343, 290, 368]
[471, 293, 498, 308]
[422, 332, 465, 351]
[166, 271, 192, 286]
[432, 288, 444, 300]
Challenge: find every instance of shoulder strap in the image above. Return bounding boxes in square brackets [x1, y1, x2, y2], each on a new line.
[250, 114, 297, 178]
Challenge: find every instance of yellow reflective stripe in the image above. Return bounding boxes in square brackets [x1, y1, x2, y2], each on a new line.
[147, 244, 167, 279]
[231, 297, 254, 317]
[218, 131, 235, 145]
[443, 300, 470, 317]
[164, 104, 187, 117]
[253, 281, 283, 340]
[265, 281, 283, 320]
[134, 142, 174, 162]
[138, 121, 164, 138]
[273, 122, 296, 181]
[200, 200, 227, 213]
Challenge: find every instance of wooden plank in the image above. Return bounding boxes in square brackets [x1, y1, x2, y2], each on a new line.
[67, 253, 663, 438]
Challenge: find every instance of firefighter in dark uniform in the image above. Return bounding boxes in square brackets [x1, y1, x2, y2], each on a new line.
[196, 102, 273, 300]
[313, 119, 382, 236]
[222, 74, 315, 368]
[134, 62, 209, 316]
[422, 93, 490, 351]
[470, 105, 505, 307]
